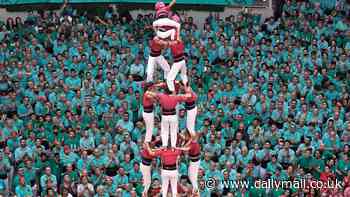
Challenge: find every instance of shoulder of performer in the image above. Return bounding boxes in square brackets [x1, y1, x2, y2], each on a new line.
[176, 146, 189, 153]
[153, 148, 163, 156]
[154, 82, 167, 89]
[145, 91, 157, 99]
[170, 39, 182, 46]
[184, 92, 193, 99]
[156, 92, 164, 99]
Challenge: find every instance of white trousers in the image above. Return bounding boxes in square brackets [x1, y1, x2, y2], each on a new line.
[161, 169, 178, 197]
[140, 163, 152, 195]
[167, 60, 188, 92]
[188, 160, 200, 191]
[143, 112, 154, 142]
[146, 55, 171, 82]
[156, 29, 176, 40]
[161, 115, 178, 147]
[153, 18, 181, 41]
[186, 106, 197, 136]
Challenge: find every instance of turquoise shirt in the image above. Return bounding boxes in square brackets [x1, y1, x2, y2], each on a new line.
[59, 151, 79, 166]
[40, 174, 57, 190]
[113, 174, 129, 188]
[15, 185, 33, 197]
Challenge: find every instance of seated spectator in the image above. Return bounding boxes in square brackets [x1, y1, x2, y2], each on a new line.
[77, 176, 94, 197]
[15, 177, 33, 197]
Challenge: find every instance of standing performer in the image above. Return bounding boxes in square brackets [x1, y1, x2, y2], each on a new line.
[146, 38, 171, 82]
[186, 132, 201, 195]
[167, 39, 188, 93]
[184, 86, 197, 136]
[153, 0, 181, 41]
[159, 89, 190, 147]
[147, 143, 189, 197]
[142, 82, 156, 143]
[148, 88, 190, 147]
[140, 143, 157, 197]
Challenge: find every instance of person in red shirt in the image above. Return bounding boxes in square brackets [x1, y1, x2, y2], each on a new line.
[147, 143, 189, 197]
[153, 0, 181, 41]
[166, 39, 188, 93]
[184, 86, 198, 136]
[146, 38, 170, 82]
[142, 82, 156, 143]
[320, 165, 336, 195]
[345, 187, 350, 197]
[140, 142, 158, 197]
[184, 130, 201, 195]
[148, 88, 191, 147]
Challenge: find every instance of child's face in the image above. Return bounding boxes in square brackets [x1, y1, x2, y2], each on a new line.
[153, 180, 160, 187]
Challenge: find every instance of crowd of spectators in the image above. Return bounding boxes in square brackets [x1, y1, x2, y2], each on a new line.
[0, 0, 349, 196]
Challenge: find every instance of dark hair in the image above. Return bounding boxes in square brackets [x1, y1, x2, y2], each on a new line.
[143, 82, 154, 92]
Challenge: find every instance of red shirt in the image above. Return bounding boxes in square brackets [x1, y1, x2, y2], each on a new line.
[186, 91, 197, 103]
[185, 91, 197, 110]
[154, 148, 182, 166]
[170, 41, 185, 60]
[344, 176, 350, 187]
[141, 148, 156, 160]
[143, 92, 154, 108]
[156, 6, 171, 19]
[150, 39, 163, 57]
[157, 93, 187, 111]
[188, 140, 201, 157]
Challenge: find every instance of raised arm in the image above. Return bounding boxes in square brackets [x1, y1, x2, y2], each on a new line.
[59, 0, 68, 15]
[170, 93, 192, 103]
[168, 0, 176, 9]
[183, 138, 192, 148]
[144, 142, 155, 156]
[144, 142, 162, 156]
[181, 92, 192, 100]
[176, 145, 190, 152]
[95, 16, 109, 26]
[111, 4, 118, 15]
[153, 82, 168, 89]
[168, 39, 182, 46]
[184, 86, 192, 93]
[145, 91, 159, 100]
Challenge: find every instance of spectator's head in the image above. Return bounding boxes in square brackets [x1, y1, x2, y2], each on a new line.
[94, 149, 101, 158]
[81, 175, 89, 184]
[118, 167, 125, 176]
[45, 167, 52, 175]
[20, 139, 26, 148]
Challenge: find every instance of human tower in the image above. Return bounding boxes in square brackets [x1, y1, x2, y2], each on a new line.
[139, 1, 201, 197]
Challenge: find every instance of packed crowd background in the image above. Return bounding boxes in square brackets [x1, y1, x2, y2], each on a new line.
[0, 0, 349, 196]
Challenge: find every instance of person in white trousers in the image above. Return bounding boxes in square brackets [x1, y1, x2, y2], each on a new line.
[184, 86, 198, 136]
[146, 87, 190, 147]
[167, 39, 188, 93]
[146, 38, 170, 82]
[147, 143, 190, 197]
[185, 131, 201, 195]
[153, 0, 180, 41]
[140, 143, 156, 197]
[154, 14, 181, 41]
[142, 83, 156, 143]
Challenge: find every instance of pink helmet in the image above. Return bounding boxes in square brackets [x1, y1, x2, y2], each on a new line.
[171, 14, 180, 23]
[155, 1, 166, 10]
